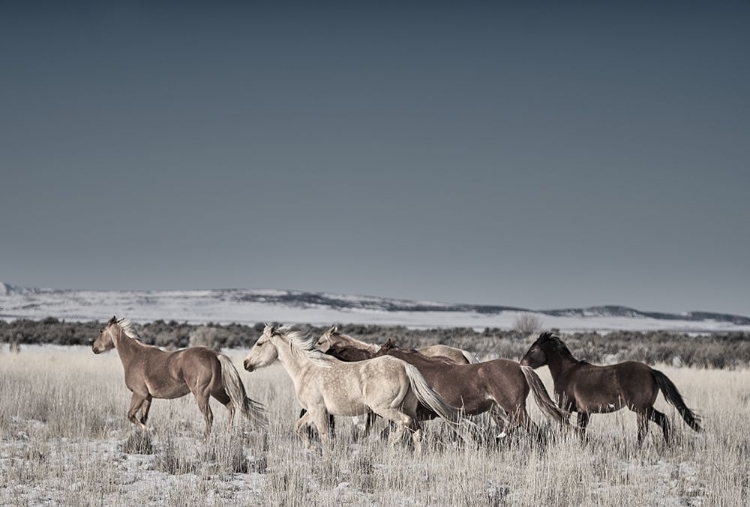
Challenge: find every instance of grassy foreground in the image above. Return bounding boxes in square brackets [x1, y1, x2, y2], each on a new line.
[1, 346, 748, 506]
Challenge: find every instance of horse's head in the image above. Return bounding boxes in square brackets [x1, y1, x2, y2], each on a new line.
[91, 316, 119, 354]
[315, 326, 339, 352]
[243, 323, 280, 372]
[520, 332, 559, 368]
[317, 326, 351, 352]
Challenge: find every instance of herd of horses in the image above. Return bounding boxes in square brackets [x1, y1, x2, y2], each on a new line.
[91, 317, 702, 453]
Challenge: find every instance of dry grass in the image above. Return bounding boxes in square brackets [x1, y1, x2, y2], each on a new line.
[1, 345, 748, 506]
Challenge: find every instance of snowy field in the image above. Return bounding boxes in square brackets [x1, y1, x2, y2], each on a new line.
[2, 285, 749, 333]
[1, 346, 748, 506]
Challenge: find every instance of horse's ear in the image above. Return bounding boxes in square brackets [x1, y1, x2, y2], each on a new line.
[325, 326, 337, 336]
[108, 316, 117, 325]
[265, 323, 276, 335]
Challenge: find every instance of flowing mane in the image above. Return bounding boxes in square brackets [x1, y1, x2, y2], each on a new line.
[536, 332, 579, 362]
[275, 325, 335, 367]
[116, 318, 140, 340]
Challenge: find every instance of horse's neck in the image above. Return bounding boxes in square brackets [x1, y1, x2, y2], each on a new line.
[113, 330, 143, 369]
[273, 341, 314, 382]
[545, 351, 578, 380]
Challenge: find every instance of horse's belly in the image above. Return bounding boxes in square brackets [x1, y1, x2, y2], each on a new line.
[148, 382, 191, 399]
[325, 398, 369, 417]
[579, 396, 625, 414]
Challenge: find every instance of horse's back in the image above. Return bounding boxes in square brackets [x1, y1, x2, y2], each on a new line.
[418, 345, 469, 364]
[569, 361, 658, 412]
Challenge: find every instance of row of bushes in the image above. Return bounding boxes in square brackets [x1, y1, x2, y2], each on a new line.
[1, 318, 749, 369]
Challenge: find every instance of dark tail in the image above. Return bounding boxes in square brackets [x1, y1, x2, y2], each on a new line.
[651, 369, 701, 432]
[521, 366, 570, 425]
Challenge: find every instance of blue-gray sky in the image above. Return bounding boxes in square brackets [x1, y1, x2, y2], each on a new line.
[1, 1, 749, 315]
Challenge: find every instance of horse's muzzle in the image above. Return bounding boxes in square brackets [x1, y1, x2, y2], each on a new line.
[243, 360, 254, 372]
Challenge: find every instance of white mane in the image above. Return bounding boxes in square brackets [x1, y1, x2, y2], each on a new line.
[274, 325, 335, 367]
[116, 318, 140, 339]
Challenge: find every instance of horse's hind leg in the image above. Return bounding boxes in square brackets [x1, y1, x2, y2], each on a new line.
[647, 407, 671, 444]
[193, 391, 214, 439]
[636, 407, 671, 445]
[212, 388, 235, 427]
[362, 411, 376, 438]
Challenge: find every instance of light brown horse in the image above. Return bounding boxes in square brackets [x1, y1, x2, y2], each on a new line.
[243, 324, 465, 454]
[327, 339, 570, 440]
[92, 316, 266, 437]
[318, 326, 477, 364]
[520, 332, 702, 444]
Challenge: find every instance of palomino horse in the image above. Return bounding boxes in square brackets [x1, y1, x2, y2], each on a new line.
[318, 326, 477, 364]
[91, 317, 266, 437]
[520, 332, 701, 444]
[327, 339, 570, 439]
[300, 326, 468, 435]
[243, 324, 464, 454]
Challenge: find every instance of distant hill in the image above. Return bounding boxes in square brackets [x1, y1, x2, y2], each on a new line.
[1, 282, 749, 332]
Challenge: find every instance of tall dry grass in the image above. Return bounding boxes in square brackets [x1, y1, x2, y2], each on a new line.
[1, 346, 748, 506]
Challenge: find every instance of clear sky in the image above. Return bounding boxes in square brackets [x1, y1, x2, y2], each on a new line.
[1, 1, 749, 315]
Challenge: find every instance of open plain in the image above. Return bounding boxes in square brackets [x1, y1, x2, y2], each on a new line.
[1, 345, 748, 506]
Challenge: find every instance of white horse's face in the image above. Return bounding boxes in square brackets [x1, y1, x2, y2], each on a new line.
[243, 326, 279, 372]
[91, 317, 118, 354]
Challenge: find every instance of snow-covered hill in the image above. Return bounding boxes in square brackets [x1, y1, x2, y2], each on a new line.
[1, 282, 749, 333]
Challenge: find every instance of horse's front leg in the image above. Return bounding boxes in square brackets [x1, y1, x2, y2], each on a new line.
[577, 412, 590, 440]
[127, 392, 149, 431]
[295, 410, 315, 449]
[139, 395, 153, 425]
[309, 409, 332, 447]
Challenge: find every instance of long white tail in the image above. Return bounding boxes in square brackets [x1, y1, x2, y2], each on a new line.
[402, 363, 462, 424]
[218, 354, 267, 429]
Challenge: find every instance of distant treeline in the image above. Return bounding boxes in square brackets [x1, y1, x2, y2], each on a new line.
[1, 317, 749, 369]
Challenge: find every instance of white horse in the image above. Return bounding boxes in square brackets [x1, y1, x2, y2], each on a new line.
[243, 324, 463, 454]
[317, 326, 478, 364]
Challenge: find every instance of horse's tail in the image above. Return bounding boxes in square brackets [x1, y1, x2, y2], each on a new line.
[462, 350, 479, 364]
[651, 369, 701, 432]
[521, 366, 570, 425]
[218, 354, 267, 429]
[402, 363, 463, 425]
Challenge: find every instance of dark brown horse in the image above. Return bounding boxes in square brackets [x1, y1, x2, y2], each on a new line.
[520, 332, 701, 444]
[328, 339, 569, 439]
[92, 316, 266, 437]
